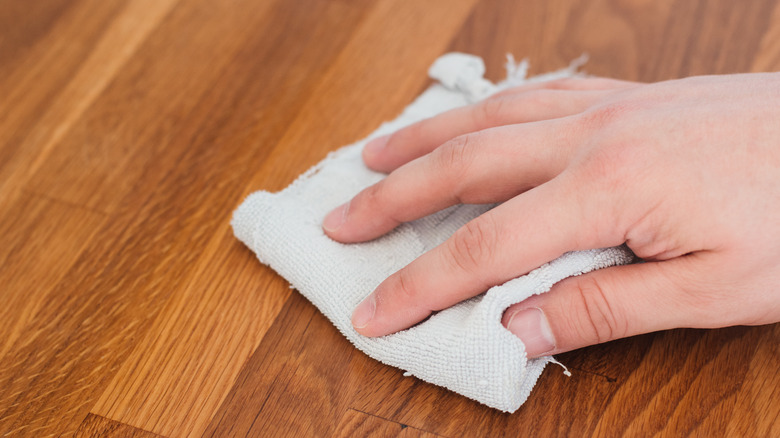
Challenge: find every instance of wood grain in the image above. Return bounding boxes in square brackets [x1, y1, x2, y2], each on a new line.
[0, 0, 178, 213]
[0, 0, 778, 436]
[74, 414, 162, 438]
[0, 195, 104, 360]
[334, 409, 439, 438]
[90, 0, 374, 435]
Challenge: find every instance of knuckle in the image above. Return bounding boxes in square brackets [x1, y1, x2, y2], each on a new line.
[476, 96, 510, 126]
[578, 102, 634, 130]
[570, 275, 626, 343]
[358, 181, 401, 224]
[570, 161, 633, 247]
[571, 140, 648, 241]
[515, 89, 571, 114]
[541, 77, 580, 90]
[360, 179, 408, 225]
[548, 77, 627, 90]
[575, 145, 630, 197]
[433, 134, 477, 178]
[360, 181, 386, 209]
[447, 218, 498, 275]
[519, 89, 554, 106]
[389, 270, 419, 304]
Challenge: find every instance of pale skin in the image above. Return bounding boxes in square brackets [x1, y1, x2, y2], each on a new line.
[322, 73, 780, 358]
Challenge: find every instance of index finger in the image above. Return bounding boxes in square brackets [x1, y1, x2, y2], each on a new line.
[364, 79, 637, 173]
[351, 173, 622, 337]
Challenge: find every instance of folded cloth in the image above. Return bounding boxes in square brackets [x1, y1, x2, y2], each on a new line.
[232, 53, 634, 412]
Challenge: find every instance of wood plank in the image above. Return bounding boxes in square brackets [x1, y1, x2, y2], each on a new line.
[335, 409, 440, 438]
[0, 194, 105, 360]
[23, 0, 283, 213]
[0, 0, 123, 111]
[0, 0, 125, 194]
[89, 1, 375, 436]
[74, 414, 163, 438]
[579, 328, 753, 435]
[448, 0, 776, 83]
[0, 0, 179, 213]
[339, 339, 637, 437]
[647, 0, 775, 78]
[204, 295, 634, 437]
[202, 298, 440, 437]
[721, 324, 780, 437]
[243, 0, 481, 193]
[0, 0, 71, 67]
[751, 0, 780, 72]
[200, 2, 480, 435]
[0, 0, 372, 434]
[201, 293, 357, 437]
[90, 236, 294, 437]
[339, 328, 778, 437]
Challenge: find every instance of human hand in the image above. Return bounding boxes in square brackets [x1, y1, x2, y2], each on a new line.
[322, 74, 780, 358]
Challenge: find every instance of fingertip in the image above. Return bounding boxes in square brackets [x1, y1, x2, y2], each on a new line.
[362, 134, 391, 171]
[352, 294, 376, 332]
[352, 271, 440, 338]
[322, 202, 349, 235]
[504, 306, 557, 358]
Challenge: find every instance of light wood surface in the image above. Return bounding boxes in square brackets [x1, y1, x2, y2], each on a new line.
[1, 0, 778, 436]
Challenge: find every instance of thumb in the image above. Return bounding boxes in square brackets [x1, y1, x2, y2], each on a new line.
[501, 259, 697, 358]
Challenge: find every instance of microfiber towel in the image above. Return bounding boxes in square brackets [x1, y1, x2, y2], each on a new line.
[232, 53, 634, 412]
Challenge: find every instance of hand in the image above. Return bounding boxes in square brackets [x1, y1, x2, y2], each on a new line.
[322, 74, 780, 358]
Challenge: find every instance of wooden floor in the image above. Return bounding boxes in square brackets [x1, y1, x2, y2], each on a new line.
[1, 0, 778, 436]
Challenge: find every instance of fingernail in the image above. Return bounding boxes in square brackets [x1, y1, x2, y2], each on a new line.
[363, 134, 390, 158]
[507, 307, 556, 357]
[323, 202, 349, 232]
[352, 295, 376, 329]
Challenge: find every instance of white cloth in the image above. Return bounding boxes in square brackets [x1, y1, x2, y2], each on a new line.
[232, 53, 634, 412]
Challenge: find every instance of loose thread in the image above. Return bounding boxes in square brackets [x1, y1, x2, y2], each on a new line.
[549, 357, 572, 377]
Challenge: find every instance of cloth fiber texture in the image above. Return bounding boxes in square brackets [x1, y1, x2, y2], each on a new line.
[232, 53, 634, 412]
